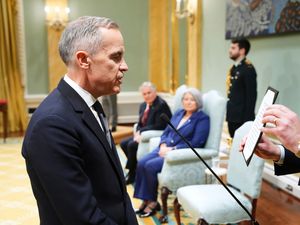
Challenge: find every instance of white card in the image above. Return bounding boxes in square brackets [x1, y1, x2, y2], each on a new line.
[242, 87, 279, 165]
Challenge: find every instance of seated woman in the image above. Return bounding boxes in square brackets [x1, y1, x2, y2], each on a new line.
[133, 87, 210, 217]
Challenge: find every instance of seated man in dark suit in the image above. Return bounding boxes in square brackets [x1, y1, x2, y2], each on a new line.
[241, 104, 300, 184]
[120, 82, 172, 184]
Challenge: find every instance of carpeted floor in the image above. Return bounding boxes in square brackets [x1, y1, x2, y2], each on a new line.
[0, 138, 39, 225]
[118, 147, 196, 225]
[0, 138, 196, 225]
[127, 184, 195, 225]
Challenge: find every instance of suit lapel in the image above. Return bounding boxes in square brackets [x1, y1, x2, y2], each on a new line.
[82, 110, 125, 186]
[173, 110, 185, 128]
[177, 111, 199, 131]
[146, 96, 159, 123]
[81, 110, 111, 150]
[57, 79, 125, 186]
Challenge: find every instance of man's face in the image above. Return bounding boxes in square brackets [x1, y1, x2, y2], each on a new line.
[229, 43, 242, 61]
[86, 28, 128, 97]
[141, 87, 157, 105]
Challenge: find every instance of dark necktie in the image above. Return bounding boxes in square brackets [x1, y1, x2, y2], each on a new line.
[141, 105, 150, 126]
[92, 101, 112, 147]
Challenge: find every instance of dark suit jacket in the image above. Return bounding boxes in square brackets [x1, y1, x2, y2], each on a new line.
[22, 79, 138, 225]
[226, 58, 257, 123]
[136, 96, 172, 132]
[274, 148, 300, 185]
[159, 109, 210, 149]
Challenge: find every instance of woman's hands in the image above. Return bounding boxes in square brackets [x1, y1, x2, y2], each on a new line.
[158, 143, 173, 158]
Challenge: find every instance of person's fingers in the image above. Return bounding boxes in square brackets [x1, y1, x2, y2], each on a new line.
[267, 104, 289, 113]
[273, 118, 279, 126]
[254, 148, 266, 159]
[239, 136, 247, 152]
[264, 105, 297, 124]
[263, 104, 288, 119]
[262, 115, 278, 125]
[263, 109, 282, 120]
[260, 126, 279, 137]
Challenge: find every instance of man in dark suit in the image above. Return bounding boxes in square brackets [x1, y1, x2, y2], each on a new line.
[120, 82, 172, 184]
[226, 38, 257, 137]
[22, 16, 138, 225]
[241, 104, 300, 184]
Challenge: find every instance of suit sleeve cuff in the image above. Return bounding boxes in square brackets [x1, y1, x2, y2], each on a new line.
[274, 145, 285, 165]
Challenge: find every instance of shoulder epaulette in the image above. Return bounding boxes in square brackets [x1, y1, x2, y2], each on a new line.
[245, 59, 254, 68]
[245, 59, 252, 65]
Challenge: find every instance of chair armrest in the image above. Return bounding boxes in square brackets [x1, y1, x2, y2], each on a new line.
[140, 130, 164, 142]
[133, 123, 138, 133]
[158, 148, 218, 192]
[164, 148, 219, 164]
[137, 134, 162, 160]
[149, 137, 161, 150]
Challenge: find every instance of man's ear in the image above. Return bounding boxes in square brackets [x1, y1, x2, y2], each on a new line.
[76, 51, 90, 69]
[239, 48, 246, 57]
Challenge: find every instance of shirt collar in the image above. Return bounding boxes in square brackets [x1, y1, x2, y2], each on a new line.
[63, 74, 97, 107]
[234, 57, 245, 67]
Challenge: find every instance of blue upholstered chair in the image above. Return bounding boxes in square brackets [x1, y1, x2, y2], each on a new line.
[156, 89, 226, 223]
[136, 85, 187, 160]
[175, 121, 265, 225]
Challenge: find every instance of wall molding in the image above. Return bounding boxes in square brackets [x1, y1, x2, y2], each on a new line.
[263, 163, 300, 199]
[25, 92, 174, 123]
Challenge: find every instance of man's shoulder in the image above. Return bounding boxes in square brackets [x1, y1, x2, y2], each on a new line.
[237, 59, 257, 78]
[32, 90, 72, 121]
[139, 101, 147, 108]
[154, 95, 169, 106]
[241, 59, 256, 70]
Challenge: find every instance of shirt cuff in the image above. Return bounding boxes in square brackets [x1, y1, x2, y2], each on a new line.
[274, 145, 285, 165]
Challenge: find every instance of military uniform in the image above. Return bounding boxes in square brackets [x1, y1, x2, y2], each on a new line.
[226, 58, 257, 137]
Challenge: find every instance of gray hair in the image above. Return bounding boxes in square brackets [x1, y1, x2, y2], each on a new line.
[139, 81, 157, 92]
[182, 87, 203, 110]
[58, 16, 119, 65]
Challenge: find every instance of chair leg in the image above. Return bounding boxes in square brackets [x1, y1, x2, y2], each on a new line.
[158, 186, 172, 223]
[251, 199, 258, 219]
[174, 197, 181, 225]
[0, 103, 8, 143]
[3, 104, 8, 143]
